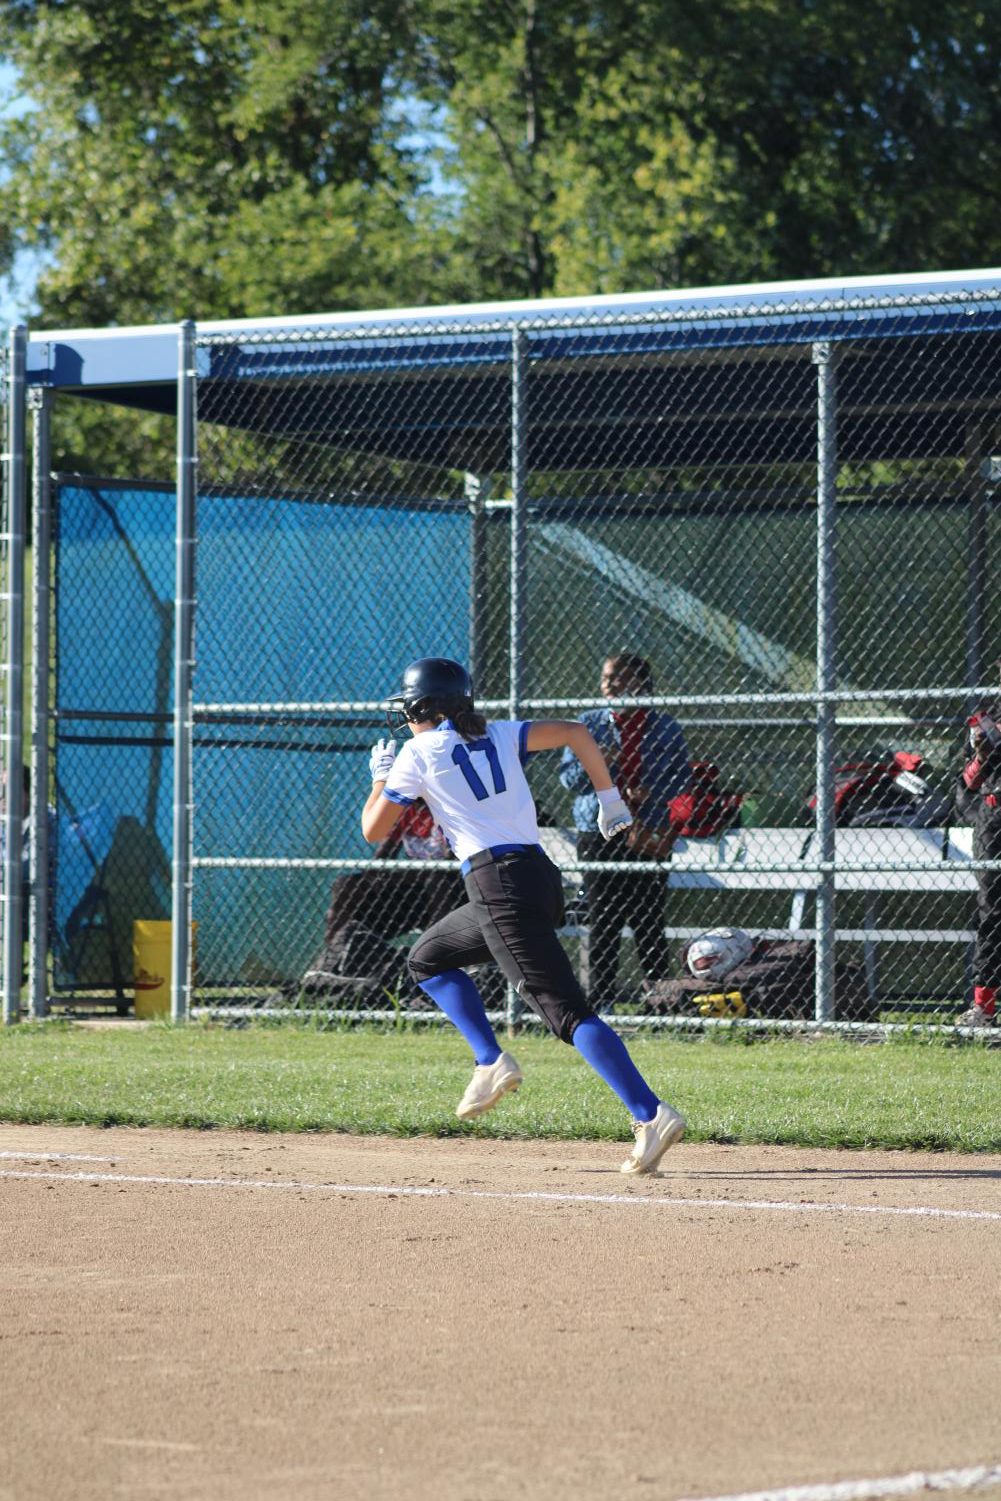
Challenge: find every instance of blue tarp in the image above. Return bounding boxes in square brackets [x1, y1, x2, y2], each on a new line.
[54, 481, 470, 987]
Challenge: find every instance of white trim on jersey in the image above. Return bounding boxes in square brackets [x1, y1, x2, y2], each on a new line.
[383, 720, 538, 865]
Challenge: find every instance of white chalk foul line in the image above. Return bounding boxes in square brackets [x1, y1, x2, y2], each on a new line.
[678, 1461, 1001, 1501]
[0, 1149, 119, 1163]
[1, 1167, 1000, 1221]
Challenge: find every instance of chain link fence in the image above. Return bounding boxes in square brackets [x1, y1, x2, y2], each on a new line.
[15, 283, 1001, 1028]
[181, 289, 1001, 1028]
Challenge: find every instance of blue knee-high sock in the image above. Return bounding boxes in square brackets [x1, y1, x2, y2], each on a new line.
[572, 1015, 659, 1121]
[418, 970, 502, 1066]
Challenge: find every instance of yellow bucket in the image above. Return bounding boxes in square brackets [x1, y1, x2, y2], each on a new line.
[132, 920, 197, 1019]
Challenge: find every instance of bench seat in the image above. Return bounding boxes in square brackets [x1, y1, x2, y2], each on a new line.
[539, 825, 978, 1007]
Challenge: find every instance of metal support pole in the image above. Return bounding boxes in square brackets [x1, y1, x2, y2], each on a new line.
[964, 420, 987, 702]
[466, 471, 490, 692]
[2, 327, 27, 1025]
[509, 332, 528, 719]
[812, 340, 839, 1024]
[171, 321, 197, 1023]
[27, 387, 51, 1019]
[507, 331, 529, 1031]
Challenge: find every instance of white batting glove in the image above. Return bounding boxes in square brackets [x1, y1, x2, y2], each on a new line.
[596, 787, 633, 841]
[368, 737, 397, 782]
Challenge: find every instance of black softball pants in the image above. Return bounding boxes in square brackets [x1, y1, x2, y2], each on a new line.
[407, 846, 593, 1044]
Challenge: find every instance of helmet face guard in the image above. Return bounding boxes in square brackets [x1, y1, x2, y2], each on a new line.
[385, 695, 412, 733]
[384, 657, 473, 731]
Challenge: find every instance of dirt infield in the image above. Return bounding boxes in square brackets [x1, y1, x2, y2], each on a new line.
[2, 1123, 1000, 1501]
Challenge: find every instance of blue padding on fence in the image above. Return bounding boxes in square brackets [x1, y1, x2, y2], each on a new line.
[192, 492, 469, 703]
[58, 482, 176, 714]
[54, 481, 469, 990]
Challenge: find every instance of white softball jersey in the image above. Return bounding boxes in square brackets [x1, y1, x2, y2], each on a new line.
[382, 719, 540, 867]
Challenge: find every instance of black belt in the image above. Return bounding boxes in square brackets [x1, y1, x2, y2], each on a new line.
[460, 843, 542, 877]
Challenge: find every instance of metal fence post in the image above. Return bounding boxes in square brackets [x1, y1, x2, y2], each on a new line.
[510, 331, 528, 719]
[171, 321, 197, 1022]
[27, 387, 51, 1019]
[812, 340, 839, 1024]
[466, 471, 490, 692]
[506, 329, 529, 1031]
[964, 419, 987, 698]
[2, 327, 27, 1025]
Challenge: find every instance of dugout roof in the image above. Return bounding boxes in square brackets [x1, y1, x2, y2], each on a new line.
[23, 266, 1001, 471]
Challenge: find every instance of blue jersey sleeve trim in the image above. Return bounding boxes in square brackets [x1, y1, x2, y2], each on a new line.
[383, 788, 415, 807]
[518, 721, 532, 765]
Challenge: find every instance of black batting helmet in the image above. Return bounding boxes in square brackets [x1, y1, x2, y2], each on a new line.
[385, 658, 474, 730]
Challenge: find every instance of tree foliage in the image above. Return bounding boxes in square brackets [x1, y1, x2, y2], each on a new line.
[406, 0, 1001, 295]
[1, 0, 999, 469]
[0, 0, 449, 327]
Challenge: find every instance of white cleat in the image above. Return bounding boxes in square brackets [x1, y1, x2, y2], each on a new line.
[455, 1051, 524, 1120]
[620, 1102, 686, 1175]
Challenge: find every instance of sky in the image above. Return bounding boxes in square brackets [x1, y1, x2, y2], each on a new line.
[0, 59, 38, 333]
[0, 252, 42, 333]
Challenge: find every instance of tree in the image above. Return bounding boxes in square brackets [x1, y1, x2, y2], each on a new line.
[405, 0, 1001, 295]
[0, 0, 451, 327]
[7, 0, 1000, 319]
[0, 0, 461, 467]
[639, 0, 1001, 281]
[3, 0, 1000, 473]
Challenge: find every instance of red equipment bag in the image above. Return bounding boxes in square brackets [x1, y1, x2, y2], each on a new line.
[805, 751, 931, 827]
[668, 761, 745, 839]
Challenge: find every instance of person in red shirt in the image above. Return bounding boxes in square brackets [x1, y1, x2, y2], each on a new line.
[559, 653, 691, 1005]
[957, 695, 1001, 1028]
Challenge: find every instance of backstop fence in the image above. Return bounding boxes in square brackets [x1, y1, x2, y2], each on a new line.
[5, 275, 1001, 1029]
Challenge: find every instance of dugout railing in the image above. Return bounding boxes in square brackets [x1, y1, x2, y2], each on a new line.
[4, 269, 1001, 1028]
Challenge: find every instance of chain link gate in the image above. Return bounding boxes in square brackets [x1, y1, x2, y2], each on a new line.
[173, 287, 1001, 1029]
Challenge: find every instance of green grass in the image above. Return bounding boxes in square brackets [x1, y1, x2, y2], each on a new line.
[1, 1020, 999, 1151]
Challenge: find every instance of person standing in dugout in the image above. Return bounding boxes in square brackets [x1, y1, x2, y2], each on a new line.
[957, 682, 1001, 1028]
[361, 657, 686, 1175]
[559, 653, 691, 1005]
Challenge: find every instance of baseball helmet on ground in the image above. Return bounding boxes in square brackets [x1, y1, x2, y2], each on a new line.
[685, 927, 754, 983]
[385, 658, 473, 730]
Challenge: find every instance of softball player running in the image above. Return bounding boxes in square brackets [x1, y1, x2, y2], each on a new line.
[361, 657, 685, 1175]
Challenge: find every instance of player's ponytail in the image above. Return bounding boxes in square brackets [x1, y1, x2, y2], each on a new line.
[452, 702, 488, 741]
[429, 692, 486, 741]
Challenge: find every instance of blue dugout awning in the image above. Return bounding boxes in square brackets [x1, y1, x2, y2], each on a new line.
[24, 266, 1001, 471]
